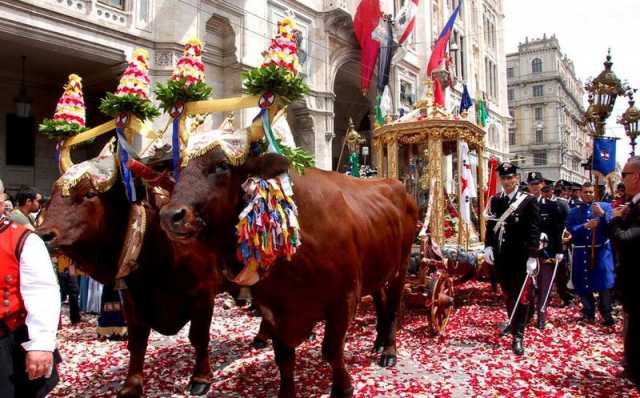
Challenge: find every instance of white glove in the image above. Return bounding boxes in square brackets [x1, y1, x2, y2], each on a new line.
[555, 253, 564, 262]
[539, 232, 549, 250]
[526, 257, 538, 275]
[484, 247, 494, 265]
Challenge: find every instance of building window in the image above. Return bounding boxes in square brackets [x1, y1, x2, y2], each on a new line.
[509, 128, 516, 145]
[532, 58, 543, 73]
[485, 57, 498, 101]
[533, 85, 544, 97]
[99, 0, 126, 9]
[536, 128, 544, 144]
[6, 114, 35, 166]
[507, 67, 514, 78]
[535, 107, 543, 121]
[508, 89, 514, 101]
[533, 151, 547, 165]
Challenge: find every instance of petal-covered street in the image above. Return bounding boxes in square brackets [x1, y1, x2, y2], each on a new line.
[50, 282, 638, 397]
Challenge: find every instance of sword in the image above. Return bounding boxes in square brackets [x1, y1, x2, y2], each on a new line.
[506, 272, 534, 328]
[540, 257, 561, 314]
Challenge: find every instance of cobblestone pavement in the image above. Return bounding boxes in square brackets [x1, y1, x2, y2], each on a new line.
[50, 282, 638, 397]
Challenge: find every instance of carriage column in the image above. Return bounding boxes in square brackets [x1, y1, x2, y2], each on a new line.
[427, 135, 444, 246]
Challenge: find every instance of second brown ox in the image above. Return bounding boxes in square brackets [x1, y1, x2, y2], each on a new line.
[160, 150, 418, 398]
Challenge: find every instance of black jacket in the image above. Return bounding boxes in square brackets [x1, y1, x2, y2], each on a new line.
[538, 197, 563, 257]
[608, 200, 640, 313]
[486, 191, 541, 273]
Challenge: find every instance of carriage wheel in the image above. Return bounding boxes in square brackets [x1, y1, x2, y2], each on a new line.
[429, 274, 455, 335]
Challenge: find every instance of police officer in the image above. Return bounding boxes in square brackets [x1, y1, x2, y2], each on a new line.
[484, 163, 541, 355]
[526, 172, 564, 330]
[569, 183, 584, 208]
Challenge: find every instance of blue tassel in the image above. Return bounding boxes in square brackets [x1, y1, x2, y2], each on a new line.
[116, 127, 136, 202]
[172, 117, 181, 181]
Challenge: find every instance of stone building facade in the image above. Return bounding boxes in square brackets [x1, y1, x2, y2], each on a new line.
[507, 34, 590, 183]
[0, 0, 509, 194]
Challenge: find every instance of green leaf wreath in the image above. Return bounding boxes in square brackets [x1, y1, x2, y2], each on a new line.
[153, 79, 213, 113]
[38, 119, 89, 141]
[257, 138, 315, 175]
[99, 93, 160, 121]
[242, 65, 309, 104]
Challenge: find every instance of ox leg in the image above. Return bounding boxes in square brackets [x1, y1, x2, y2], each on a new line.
[322, 298, 356, 398]
[377, 272, 407, 368]
[371, 289, 388, 353]
[252, 318, 270, 349]
[273, 339, 296, 398]
[118, 295, 150, 398]
[186, 300, 213, 396]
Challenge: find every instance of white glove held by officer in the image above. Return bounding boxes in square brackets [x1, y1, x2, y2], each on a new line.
[484, 247, 494, 265]
[526, 257, 538, 274]
[555, 253, 564, 262]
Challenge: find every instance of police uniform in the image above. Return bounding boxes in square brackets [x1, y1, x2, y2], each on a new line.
[0, 215, 61, 397]
[526, 172, 564, 329]
[569, 183, 584, 208]
[485, 163, 541, 355]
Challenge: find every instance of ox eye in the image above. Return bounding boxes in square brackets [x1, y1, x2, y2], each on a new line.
[84, 191, 97, 199]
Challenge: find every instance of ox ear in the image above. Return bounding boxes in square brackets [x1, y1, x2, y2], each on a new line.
[242, 153, 290, 179]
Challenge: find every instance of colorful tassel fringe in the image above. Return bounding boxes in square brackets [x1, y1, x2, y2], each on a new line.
[236, 175, 301, 271]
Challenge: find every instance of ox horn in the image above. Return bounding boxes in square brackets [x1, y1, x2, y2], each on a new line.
[58, 120, 118, 174]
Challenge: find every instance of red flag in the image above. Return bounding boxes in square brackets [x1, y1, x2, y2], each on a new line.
[353, 0, 382, 95]
[433, 78, 444, 107]
[484, 156, 498, 206]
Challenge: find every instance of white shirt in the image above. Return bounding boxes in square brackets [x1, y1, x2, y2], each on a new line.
[504, 189, 518, 202]
[633, 193, 640, 205]
[19, 233, 60, 352]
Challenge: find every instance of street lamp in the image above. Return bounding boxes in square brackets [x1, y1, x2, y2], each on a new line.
[14, 55, 31, 118]
[582, 50, 625, 136]
[618, 88, 640, 156]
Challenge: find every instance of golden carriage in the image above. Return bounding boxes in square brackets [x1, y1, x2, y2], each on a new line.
[372, 82, 488, 334]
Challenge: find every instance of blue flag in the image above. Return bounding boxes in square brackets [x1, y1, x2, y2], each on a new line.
[592, 137, 617, 176]
[460, 83, 473, 113]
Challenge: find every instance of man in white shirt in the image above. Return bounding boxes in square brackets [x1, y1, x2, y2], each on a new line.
[0, 213, 61, 397]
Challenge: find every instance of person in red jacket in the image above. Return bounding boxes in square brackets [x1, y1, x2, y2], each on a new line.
[0, 213, 61, 397]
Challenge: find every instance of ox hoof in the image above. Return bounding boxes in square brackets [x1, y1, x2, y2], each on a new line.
[371, 344, 384, 354]
[308, 332, 316, 341]
[378, 353, 397, 368]
[117, 385, 143, 398]
[252, 336, 269, 349]
[330, 385, 354, 398]
[187, 381, 211, 396]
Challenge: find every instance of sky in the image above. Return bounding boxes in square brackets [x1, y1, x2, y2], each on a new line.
[503, 0, 640, 165]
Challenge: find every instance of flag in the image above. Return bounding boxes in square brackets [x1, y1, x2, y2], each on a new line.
[395, 0, 420, 45]
[375, 85, 393, 125]
[460, 83, 473, 114]
[592, 136, 617, 177]
[433, 78, 444, 107]
[476, 98, 487, 127]
[484, 156, 498, 212]
[353, 0, 382, 95]
[376, 16, 394, 91]
[426, 1, 462, 76]
[460, 142, 477, 224]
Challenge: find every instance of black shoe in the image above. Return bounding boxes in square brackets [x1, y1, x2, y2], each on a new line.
[536, 317, 546, 330]
[602, 318, 615, 327]
[512, 337, 524, 355]
[500, 324, 511, 336]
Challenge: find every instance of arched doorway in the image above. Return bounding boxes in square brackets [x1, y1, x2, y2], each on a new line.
[332, 61, 376, 172]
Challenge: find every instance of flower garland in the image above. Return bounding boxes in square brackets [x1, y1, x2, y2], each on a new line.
[236, 175, 301, 271]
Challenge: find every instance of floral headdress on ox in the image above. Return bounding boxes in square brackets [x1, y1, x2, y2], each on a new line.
[56, 138, 118, 197]
[39, 74, 89, 141]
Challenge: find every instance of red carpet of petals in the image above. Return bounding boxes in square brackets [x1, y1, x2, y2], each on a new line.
[50, 281, 639, 397]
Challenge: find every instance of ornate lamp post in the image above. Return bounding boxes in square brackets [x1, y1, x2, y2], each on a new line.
[583, 50, 625, 136]
[618, 88, 640, 156]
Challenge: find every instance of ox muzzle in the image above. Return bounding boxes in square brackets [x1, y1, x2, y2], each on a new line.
[160, 204, 206, 240]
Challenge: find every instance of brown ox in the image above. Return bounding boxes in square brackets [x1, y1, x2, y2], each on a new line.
[160, 150, 418, 398]
[37, 177, 219, 398]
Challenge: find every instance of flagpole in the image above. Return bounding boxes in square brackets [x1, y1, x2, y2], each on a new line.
[590, 138, 597, 270]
